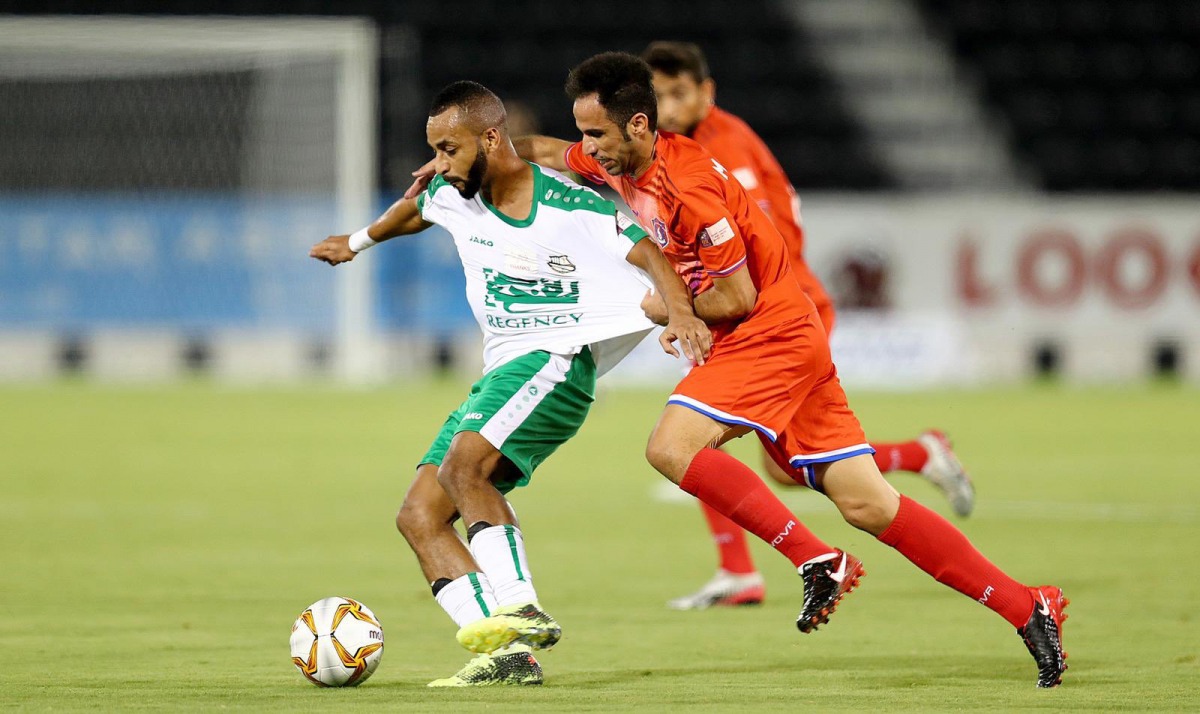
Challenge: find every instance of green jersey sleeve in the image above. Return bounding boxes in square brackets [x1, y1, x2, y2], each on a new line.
[416, 175, 451, 219]
[616, 212, 649, 244]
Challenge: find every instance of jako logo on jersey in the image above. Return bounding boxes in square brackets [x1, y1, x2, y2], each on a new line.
[547, 255, 576, 274]
[771, 520, 796, 546]
[711, 158, 728, 179]
[651, 218, 669, 248]
[463, 412, 485, 420]
[469, 235, 494, 247]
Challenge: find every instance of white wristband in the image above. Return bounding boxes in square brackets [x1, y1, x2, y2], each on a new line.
[348, 227, 378, 253]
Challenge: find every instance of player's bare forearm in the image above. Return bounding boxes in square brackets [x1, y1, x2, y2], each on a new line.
[694, 268, 757, 324]
[373, 196, 433, 239]
[628, 240, 692, 323]
[309, 197, 431, 266]
[627, 238, 712, 365]
[512, 136, 572, 171]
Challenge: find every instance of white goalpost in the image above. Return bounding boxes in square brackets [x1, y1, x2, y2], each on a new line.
[0, 16, 381, 382]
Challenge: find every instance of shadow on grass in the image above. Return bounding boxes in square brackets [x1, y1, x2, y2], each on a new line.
[373, 653, 1027, 690]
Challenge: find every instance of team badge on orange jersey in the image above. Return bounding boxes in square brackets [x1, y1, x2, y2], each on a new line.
[652, 218, 669, 248]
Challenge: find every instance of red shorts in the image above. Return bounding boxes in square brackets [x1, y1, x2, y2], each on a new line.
[668, 312, 871, 490]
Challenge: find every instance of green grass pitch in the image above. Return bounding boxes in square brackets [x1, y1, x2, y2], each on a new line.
[2, 382, 1198, 711]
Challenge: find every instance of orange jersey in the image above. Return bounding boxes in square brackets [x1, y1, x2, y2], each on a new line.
[564, 131, 814, 342]
[690, 106, 832, 315]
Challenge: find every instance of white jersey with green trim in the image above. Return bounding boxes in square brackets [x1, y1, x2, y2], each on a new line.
[417, 162, 656, 375]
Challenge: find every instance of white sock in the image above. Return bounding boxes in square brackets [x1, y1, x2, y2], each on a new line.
[469, 524, 538, 607]
[434, 572, 499, 628]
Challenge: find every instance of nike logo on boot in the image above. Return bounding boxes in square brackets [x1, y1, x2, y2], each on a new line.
[829, 554, 848, 583]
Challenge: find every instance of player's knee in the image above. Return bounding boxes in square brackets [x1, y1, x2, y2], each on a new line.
[395, 498, 437, 541]
[434, 467, 463, 497]
[643, 439, 668, 475]
[644, 434, 687, 482]
[394, 504, 414, 537]
[436, 454, 486, 493]
[832, 496, 893, 535]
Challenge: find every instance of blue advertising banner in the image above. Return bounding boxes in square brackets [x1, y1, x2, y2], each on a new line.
[373, 221, 472, 334]
[0, 195, 475, 334]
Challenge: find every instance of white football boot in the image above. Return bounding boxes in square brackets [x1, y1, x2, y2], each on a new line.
[667, 569, 766, 610]
[918, 430, 976, 517]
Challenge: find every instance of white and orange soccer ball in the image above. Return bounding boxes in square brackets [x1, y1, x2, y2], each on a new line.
[290, 597, 384, 687]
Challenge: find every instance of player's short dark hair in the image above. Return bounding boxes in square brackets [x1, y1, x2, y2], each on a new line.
[565, 52, 658, 132]
[641, 41, 711, 83]
[428, 80, 506, 133]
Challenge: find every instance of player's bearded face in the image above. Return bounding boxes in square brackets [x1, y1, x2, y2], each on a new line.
[573, 95, 638, 176]
[652, 72, 709, 135]
[426, 109, 489, 199]
[454, 139, 488, 199]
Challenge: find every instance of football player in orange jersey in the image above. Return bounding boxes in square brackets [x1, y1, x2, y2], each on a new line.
[506, 52, 1067, 688]
[641, 41, 976, 611]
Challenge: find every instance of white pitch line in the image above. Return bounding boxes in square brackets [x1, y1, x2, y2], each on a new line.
[649, 482, 1199, 523]
[967, 499, 1199, 524]
[650, 480, 834, 513]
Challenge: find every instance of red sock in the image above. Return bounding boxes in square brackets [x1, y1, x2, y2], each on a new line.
[872, 440, 928, 473]
[699, 501, 756, 574]
[680, 448, 832, 568]
[878, 495, 1035, 627]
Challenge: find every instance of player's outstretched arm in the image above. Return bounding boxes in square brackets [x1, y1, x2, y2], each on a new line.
[309, 196, 432, 266]
[512, 136, 573, 172]
[694, 267, 757, 324]
[626, 238, 712, 365]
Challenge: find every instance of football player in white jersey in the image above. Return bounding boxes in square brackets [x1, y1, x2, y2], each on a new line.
[310, 80, 710, 687]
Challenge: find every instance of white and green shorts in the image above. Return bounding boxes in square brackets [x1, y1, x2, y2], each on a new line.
[418, 348, 596, 493]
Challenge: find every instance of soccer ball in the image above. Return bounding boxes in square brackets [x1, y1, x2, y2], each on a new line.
[290, 596, 384, 687]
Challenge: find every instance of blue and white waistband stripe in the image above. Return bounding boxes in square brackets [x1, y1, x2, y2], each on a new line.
[788, 444, 876, 468]
[666, 394, 778, 442]
[800, 464, 817, 490]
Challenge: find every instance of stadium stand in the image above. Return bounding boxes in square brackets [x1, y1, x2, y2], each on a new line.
[918, 0, 1200, 190]
[6, 0, 892, 192]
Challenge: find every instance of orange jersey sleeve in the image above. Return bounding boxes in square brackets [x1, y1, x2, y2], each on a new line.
[691, 108, 831, 311]
[698, 128, 773, 216]
[693, 107, 806, 255]
[670, 174, 749, 279]
[563, 141, 608, 185]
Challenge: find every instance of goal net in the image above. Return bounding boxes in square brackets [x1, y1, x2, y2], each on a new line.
[0, 16, 378, 381]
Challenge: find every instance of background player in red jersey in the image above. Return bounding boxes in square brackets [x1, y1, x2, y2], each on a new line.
[641, 41, 977, 610]
[511, 52, 1068, 688]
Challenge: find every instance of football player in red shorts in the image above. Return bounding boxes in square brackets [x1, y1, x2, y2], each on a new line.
[640, 41, 976, 611]
[509, 52, 1067, 688]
